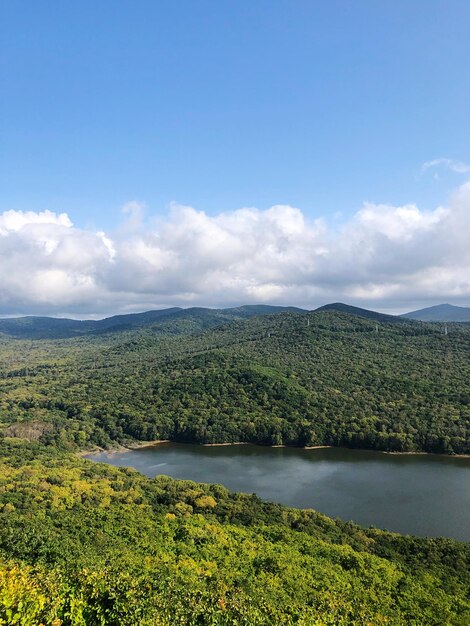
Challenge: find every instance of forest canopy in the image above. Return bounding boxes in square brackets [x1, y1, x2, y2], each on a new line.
[0, 310, 468, 454]
[0, 309, 468, 624]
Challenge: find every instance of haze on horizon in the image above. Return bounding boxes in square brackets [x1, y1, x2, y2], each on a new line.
[1, 1, 470, 317]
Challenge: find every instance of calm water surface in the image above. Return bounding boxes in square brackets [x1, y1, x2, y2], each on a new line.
[88, 444, 470, 540]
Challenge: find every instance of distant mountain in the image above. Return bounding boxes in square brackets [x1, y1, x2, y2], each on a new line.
[401, 303, 470, 322]
[314, 302, 402, 323]
[0, 316, 95, 339]
[0, 304, 305, 339]
[91, 307, 183, 333]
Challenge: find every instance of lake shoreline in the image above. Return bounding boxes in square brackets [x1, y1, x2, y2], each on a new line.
[382, 450, 470, 459]
[78, 439, 171, 456]
[80, 439, 470, 459]
[83, 439, 470, 541]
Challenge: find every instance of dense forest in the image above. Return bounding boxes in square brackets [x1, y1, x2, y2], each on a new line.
[0, 305, 303, 339]
[0, 439, 468, 624]
[0, 310, 468, 454]
[0, 308, 469, 623]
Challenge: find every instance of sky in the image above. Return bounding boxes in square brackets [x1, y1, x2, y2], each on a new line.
[1, 1, 470, 317]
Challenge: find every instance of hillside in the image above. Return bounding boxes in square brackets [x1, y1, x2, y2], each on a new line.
[0, 304, 304, 339]
[0, 440, 467, 625]
[1, 309, 468, 454]
[314, 302, 403, 323]
[402, 303, 470, 322]
[0, 309, 469, 623]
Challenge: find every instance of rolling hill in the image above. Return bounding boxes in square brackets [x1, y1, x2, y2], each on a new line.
[1, 308, 468, 455]
[402, 303, 470, 322]
[0, 302, 427, 339]
[0, 304, 304, 339]
[0, 307, 469, 623]
[314, 302, 403, 323]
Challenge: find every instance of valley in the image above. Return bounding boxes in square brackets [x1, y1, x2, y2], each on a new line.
[0, 305, 469, 624]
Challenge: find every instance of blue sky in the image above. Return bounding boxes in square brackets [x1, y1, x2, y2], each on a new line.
[2, 0, 469, 226]
[1, 1, 470, 315]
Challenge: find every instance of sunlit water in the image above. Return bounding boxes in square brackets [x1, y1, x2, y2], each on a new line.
[88, 443, 470, 540]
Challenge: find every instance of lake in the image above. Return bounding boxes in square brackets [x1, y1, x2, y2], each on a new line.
[87, 443, 470, 541]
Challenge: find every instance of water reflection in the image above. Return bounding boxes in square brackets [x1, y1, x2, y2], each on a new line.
[88, 443, 470, 540]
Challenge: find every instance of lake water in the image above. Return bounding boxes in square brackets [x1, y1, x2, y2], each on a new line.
[88, 443, 470, 541]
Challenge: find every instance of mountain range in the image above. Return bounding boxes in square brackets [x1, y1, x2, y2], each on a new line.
[0, 301, 469, 339]
[314, 302, 402, 323]
[0, 304, 304, 339]
[401, 303, 470, 322]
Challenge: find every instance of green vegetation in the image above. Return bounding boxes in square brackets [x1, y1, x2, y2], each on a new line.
[1, 310, 468, 454]
[402, 303, 470, 322]
[0, 305, 303, 339]
[0, 309, 468, 623]
[315, 302, 402, 323]
[0, 440, 468, 625]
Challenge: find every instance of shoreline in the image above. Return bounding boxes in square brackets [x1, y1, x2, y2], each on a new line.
[78, 439, 171, 456]
[380, 450, 470, 459]
[79, 440, 470, 459]
[202, 442, 249, 447]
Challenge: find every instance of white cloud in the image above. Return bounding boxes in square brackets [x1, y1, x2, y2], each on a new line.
[1, 184, 470, 316]
[120, 201, 146, 232]
[355, 203, 447, 242]
[422, 158, 470, 175]
[0, 209, 72, 235]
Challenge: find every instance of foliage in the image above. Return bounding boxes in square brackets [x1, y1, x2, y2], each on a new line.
[0, 310, 468, 623]
[0, 305, 302, 339]
[0, 311, 468, 454]
[0, 440, 468, 625]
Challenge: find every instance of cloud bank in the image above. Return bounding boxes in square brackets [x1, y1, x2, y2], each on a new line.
[2, 183, 470, 316]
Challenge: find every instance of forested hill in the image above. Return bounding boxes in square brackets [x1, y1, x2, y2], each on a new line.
[0, 440, 467, 624]
[1, 309, 468, 454]
[0, 309, 469, 623]
[0, 304, 304, 339]
[314, 302, 403, 323]
[402, 303, 470, 322]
